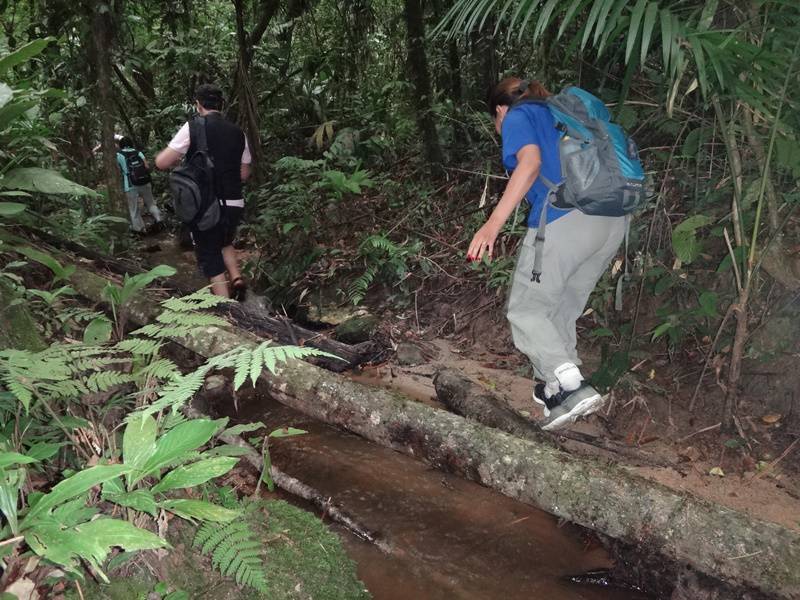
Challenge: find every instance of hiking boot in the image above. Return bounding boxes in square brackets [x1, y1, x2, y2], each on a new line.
[540, 383, 604, 431]
[533, 382, 566, 417]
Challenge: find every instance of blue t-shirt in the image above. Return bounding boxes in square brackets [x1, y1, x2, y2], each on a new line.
[116, 148, 146, 193]
[501, 102, 570, 227]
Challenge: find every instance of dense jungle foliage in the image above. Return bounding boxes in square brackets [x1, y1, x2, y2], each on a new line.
[0, 0, 799, 596]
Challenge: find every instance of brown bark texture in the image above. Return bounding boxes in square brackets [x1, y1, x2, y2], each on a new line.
[88, 1, 126, 219]
[403, 0, 443, 167]
[65, 259, 800, 599]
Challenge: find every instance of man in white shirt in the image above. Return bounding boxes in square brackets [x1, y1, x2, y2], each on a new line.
[155, 84, 252, 299]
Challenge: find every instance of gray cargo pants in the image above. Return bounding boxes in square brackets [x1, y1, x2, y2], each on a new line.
[126, 184, 163, 232]
[506, 209, 626, 383]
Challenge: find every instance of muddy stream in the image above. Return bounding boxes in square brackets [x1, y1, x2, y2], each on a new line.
[206, 384, 652, 600]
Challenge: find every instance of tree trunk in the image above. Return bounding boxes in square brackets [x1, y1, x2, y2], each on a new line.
[403, 0, 443, 168]
[63, 257, 800, 600]
[88, 1, 126, 220]
[231, 0, 264, 179]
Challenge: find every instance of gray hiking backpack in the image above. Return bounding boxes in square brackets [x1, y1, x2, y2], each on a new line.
[513, 87, 647, 307]
[168, 116, 221, 231]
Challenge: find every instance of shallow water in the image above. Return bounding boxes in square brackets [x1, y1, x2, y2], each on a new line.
[213, 389, 654, 600]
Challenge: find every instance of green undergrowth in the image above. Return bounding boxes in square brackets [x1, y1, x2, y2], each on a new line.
[71, 500, 369, 600]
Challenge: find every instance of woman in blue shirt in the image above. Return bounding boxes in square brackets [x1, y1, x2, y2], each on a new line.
[468, 78, 626, 431]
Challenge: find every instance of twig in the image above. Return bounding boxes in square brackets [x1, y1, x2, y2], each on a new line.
[749, 438, 799, 483]
[723, 227, 743, 292]
[677, 422, 721, 443]
[689, 304, 735, 413]
[0, 535, 24, 547]
[75, 580, 85, 600]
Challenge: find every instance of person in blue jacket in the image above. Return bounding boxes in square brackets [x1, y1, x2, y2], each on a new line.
[116, 137, 163, 233]
[467, 77, 626, 431]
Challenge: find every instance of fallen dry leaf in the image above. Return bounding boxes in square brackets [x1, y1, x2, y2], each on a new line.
[761, 414, 782, 425]
[709, 466, 725, 477]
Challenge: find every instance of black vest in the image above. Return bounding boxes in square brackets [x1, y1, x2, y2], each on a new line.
[186, 112, 246, 200]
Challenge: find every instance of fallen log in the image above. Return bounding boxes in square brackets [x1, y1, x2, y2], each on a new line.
[67, 260, 800, 599]
[433, 368, 675, 469]
[21, 226, 376, 371]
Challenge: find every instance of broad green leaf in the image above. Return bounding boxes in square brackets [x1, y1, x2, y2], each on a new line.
[123, 415, 158, 478]
[697, 0, 718, 31]
[24, 443, 61, 461]
[83, 317, 113, 344]
[0, 99, 37, 130]
[135, 419, 221, 484]
[674, 214, 713, 233]
[13, 246, 73, 282]
[24, 464, 128, 522]
[640, 1, 659, 64]
[0, 38, 55, 74]
[625, 0, 647, 64]
[651, 321, 673, 341]
[0, 452, 38, 470]
[0, 478, 21, 534]
[0, 83, 11, 109]
[0, 202, 26, 217]
[25, 517, 167, 581]
[222, 422, 265, 437]
[268, 427, 307, 439]
[104, 490, 158, 516]
[0, 167, 99, 197]
[660, 8, 673, 71]
[200, 445, 252, 459]
[672, 229, 701, 264]
[590, 327, 615, 338]
[151, 456, 239, 494]
[697, 291, 718, 317]
[159, 499, 240, 522]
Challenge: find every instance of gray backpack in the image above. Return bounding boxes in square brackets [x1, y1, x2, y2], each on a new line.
[168, 117, 221, 231]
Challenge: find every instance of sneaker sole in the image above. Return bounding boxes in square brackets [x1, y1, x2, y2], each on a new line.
[532, 395, 550, 418]
[541, 393, 604, 431]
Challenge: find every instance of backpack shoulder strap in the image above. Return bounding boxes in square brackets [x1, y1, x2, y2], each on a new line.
[189, 116, 210, 154]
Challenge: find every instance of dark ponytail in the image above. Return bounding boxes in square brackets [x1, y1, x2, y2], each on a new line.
[487, 77, 551, 116]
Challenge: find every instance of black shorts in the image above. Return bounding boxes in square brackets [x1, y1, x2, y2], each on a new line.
[192, 206, 244, 278]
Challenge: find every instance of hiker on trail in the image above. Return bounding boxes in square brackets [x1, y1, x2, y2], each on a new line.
[154, 84, 251, 299]
[468, 78, 632, 431]
[116, 136, 163, 233]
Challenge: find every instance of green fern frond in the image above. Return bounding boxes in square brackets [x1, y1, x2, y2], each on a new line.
[160, 289, 231, 312]
[115, 338, 163, 355]
[347, 264, 377, 305]
[156, 311, 227, 328]
[85, 371, 132, 393]
[233, 348, 252, 389]
[136, 358, 179, 382]
[193, 514, 268, 593]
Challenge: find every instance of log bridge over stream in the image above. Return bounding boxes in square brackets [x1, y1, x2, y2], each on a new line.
[25, 233, 800, 600]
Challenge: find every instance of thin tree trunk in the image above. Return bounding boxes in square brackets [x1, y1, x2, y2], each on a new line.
[88, 1, 126, 220]
[403, 0, 443, 168]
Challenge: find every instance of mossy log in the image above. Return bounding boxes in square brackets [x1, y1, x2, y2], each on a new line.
[0, 279, 46, 351]
[433, 368, 674, 468]
[67, 261, 800, 599]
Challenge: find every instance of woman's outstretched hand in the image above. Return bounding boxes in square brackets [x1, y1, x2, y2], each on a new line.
[467, 221, 501, 262]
